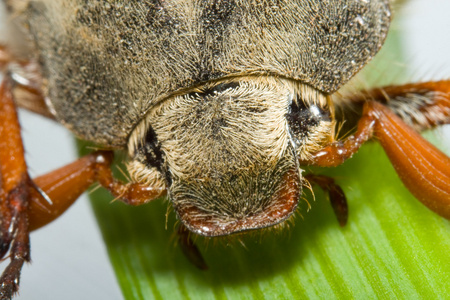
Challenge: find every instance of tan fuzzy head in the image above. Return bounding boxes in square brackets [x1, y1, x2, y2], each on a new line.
[129, 77, 334, 236]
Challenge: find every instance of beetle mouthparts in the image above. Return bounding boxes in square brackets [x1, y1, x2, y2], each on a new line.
[173, 168, 301, 237]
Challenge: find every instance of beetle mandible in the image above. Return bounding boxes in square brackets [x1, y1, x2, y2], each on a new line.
[0, 0, 449, 298]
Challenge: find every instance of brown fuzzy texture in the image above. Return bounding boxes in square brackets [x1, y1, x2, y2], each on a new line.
[4, 0, 391, 236]
[6, 0, 389, 146]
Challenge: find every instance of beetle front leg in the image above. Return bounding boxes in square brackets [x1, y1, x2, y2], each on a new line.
[304, 101, 450, 219]
[304, 174, 348, 226]
[0, 78, 32, 298]
[27, 150, 167, 231]
[0, 76, 167, 298]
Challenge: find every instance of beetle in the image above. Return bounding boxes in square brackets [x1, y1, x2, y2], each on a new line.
[0, 0, 449, 298]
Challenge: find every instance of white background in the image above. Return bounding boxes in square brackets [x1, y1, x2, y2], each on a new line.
[1, 0, 449, 299]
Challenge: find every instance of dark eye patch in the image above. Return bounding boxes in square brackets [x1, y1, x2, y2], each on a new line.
[286, 97, 330, 146]
[137, 125, 164, 173]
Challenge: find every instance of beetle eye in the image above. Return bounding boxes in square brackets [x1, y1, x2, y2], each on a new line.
[286, 89, 333, 159]
[127, 123, 168, 191]
[137, 125, 164, 172]
[287, 99, 330, 144]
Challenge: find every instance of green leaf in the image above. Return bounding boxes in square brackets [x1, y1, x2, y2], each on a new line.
[84, 8, 450, 300]
[87, 139, 450, 299]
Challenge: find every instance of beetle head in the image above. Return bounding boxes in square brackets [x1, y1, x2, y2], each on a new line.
[129, 77, 334, 236]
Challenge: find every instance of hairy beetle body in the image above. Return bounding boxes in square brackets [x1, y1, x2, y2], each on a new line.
[0, 1, 449, 297]
[4, 0, 392, 236]
[129, 76, 334, 235]
[8, 0, 389, 145]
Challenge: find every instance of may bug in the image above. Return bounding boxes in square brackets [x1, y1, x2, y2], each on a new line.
[0, 1, 448, 298]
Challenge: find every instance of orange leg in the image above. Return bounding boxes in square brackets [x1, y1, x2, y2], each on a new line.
[369, 102, 450, 218]
[344, 80, 450, 131]
[1, 45, 54, 119]
[28, 151, 167, 231]
[304, 99, 450, 219]
[0, 77, 166, 298]
[0, 78, 32, 297]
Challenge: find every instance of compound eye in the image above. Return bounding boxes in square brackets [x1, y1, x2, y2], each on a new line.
[136, 125, 165, 173]
[286, 86, 334, 158]
[127, 122, 169, 191]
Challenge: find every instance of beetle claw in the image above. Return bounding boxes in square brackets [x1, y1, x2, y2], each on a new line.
[177, 225, 208, 270]
[304, 174, 349, 226]
[328, 184, 348, 227]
